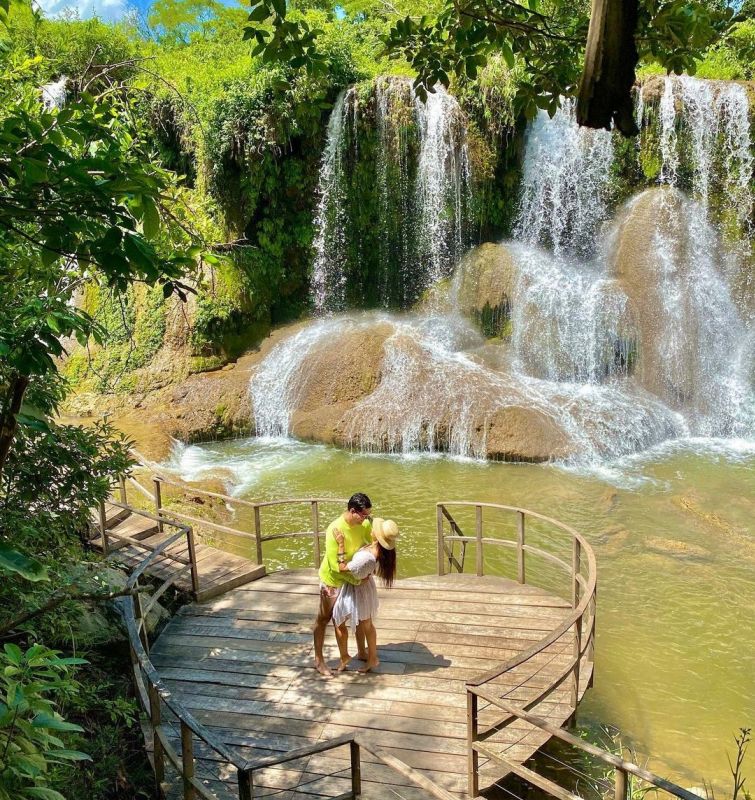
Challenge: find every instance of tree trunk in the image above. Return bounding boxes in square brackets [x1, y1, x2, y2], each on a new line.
[0, 375, 30, 481]
[576, 0, 640, 137]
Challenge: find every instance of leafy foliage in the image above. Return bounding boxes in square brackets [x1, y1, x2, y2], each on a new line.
[0, 643, 90, 800]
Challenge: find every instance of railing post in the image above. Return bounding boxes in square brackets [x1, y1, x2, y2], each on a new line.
[475, 505, 483, 576]
[570, 538, 583, 724]
[186, 527, 200, 598]
[153, 478, 163, 533]
[572, 538, 582, 609]
[99, 500, 109, 556]
[570, 615, 582, 722]
[516, 511, 525, 584]
[467, 689, 479, 799]
[615, 766, 628, 800]
[180, 720, 195, 800]
[238, 767, 253, 800]
[311, 501, 321, 569]
[134, 585, 149, 655]
[350, 739, 361, 798]
[148, 683, 165, 788]
[119, 475, 127, 504]
[254, 505, 263, 566]
[436, 505, 445, 576]
[587, 584, 597, 661]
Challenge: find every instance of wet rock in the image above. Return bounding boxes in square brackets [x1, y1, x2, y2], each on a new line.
[454, 242, 516, 338]
[601, 490, 619, 511]
[646, 537, 711, 559]
[611, 188, 703, 407]
[485, 406, 574, 462]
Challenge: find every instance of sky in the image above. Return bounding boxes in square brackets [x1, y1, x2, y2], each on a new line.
[36, 0, 157, 22]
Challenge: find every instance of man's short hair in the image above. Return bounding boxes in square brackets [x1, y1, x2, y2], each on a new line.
[347, 493, 372, 512]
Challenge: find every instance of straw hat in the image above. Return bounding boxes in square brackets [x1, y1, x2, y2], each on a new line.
[372, 518, 399, 550]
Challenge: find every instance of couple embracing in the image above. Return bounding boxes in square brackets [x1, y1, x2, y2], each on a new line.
[313, 492, 399, 677]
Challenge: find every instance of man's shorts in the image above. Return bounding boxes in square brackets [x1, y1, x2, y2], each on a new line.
[316, 583, 339, 626]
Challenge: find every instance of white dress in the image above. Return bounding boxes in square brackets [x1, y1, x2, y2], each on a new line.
[332, 547, 379, 632]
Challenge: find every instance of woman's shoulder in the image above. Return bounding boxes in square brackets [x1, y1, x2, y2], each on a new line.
[352, 547, 376, 564]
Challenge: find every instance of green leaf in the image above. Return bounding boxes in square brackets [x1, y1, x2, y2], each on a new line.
[32, 712, 84, 733]
[3, 643, 23, 665]
[25, 789, 68, 800]
[47, 748, 92, 762]
[248, 4, 270, 22]
[0, 544, 48, 582]
[142, 198, 160, 239]
[500, 41, 515, 68]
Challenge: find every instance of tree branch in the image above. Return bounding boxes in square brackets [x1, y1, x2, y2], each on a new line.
[0, 585, 142, 637]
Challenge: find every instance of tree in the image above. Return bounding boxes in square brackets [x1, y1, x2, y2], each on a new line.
[243, 0, 737, 134]
[0, 28, 201, 482]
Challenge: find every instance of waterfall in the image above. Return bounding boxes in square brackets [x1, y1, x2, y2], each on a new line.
[310, 78, 472, 313]
[414, 87, 472, 286]
[657, 76, 754, 232]
[40, 76, 68, 110]
[509, 244, 636, 384]
[515, 99, 614, 257]
[252, 75, 754, 463]
[658, 78, 680, 186]
[311, 90, 356, 314]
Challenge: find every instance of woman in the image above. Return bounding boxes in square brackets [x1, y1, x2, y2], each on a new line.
[332, 517, 398, 673]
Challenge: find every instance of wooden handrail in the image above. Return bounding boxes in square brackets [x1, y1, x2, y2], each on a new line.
[437, 502, 597, 799]
[470, 688, 703, 800]
[117, 493, 464, 800]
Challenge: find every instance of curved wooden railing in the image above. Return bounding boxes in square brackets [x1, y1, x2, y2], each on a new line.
[435, 501, 597, 797]
[118, 455, 347, 567]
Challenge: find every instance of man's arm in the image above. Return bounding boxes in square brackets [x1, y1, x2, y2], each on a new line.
[329, 530, 360, 585]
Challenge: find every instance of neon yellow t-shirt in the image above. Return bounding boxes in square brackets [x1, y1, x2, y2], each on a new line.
[318, 514, 372, 588]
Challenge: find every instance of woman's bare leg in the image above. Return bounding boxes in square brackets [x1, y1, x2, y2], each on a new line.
[333, 622, 351, 671]
[357, 619, 379, 672]
[355, 626, 368, 661]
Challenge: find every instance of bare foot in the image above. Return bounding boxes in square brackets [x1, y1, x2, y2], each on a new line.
[315, 660, 333, 678]
[358, 659, 380, 673]
[336, 658, 351, 673]
[356, 650, 368, 661]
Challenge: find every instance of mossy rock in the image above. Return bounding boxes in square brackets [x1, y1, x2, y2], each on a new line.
[454, 242, 516, 339]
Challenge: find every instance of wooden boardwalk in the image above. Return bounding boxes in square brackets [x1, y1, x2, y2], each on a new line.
[150, 568, 593, 799]
[90, 501, 264, 601]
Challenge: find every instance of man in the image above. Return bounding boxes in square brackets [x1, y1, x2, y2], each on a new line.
[314, 492, 372, 677]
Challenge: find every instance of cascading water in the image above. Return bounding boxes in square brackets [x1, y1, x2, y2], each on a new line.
[515, 98, 614, 258]
[311, 90, 355, 314]
[414, 86, 472, 286]
[310, 78, 472, 313]
[254, 75, 754, 463]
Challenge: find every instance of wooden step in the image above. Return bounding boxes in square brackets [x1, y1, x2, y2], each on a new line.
[89, 513, 159, 552]
[88, 501, 130, 535]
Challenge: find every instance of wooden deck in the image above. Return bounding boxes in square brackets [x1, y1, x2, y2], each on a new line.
[90, 502, 265, 601]
[150, 568, 593, 799]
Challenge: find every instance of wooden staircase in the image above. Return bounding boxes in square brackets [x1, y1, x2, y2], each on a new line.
[89, 500, 265, 602]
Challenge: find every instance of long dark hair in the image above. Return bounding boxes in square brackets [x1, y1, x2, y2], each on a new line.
[375, 544, 396, 588]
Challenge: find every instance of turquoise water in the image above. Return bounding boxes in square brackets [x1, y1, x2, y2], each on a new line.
[164, 436, 755, 789]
